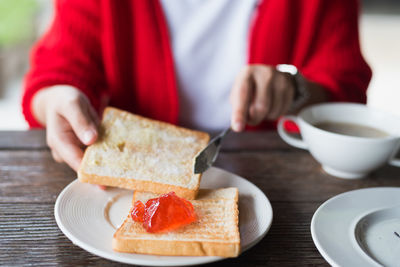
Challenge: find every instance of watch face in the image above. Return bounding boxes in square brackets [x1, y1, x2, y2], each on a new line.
[276, 64, 298, 75]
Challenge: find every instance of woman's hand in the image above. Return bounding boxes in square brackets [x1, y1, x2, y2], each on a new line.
[32, 85, 99, 171]
[230, 64, 296, 132]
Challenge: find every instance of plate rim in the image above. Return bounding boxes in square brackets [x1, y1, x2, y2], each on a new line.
[54, 167, 273, 266]
[310, 187, 400, 267]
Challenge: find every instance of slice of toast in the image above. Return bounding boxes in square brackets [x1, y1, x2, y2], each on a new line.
[112, 187, 240, 257]
[78, 107, 210, 199]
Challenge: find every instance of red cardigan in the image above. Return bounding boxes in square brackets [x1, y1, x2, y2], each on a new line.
[23, 0, 371, 129]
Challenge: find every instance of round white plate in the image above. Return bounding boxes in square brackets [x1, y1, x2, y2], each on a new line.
[55, 167, 273, 266]
[311, 187, 400, 267]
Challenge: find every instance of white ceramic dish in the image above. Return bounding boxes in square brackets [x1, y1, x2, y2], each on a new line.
[54, 167, 273, 266]
[311, 187, 400, 267]
[353, 205, 400, 267]
[278, 103, 400, 179]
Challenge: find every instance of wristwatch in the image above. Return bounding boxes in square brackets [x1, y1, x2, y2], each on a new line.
[276, 64, 310, 112]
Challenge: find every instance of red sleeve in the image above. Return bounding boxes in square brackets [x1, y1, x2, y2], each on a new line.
[22, 0, 106, 128]
[297, 0, 372, 102]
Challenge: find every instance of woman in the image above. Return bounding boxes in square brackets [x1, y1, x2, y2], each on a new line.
[23, 0, 371, 171]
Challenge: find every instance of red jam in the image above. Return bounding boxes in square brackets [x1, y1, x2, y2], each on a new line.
[131, 192, 196, 233]
[130, 200, 145, 222]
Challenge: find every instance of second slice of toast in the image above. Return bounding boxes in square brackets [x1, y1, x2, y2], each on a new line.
[78, 107, 210, 199]
[112, 188, 240, 257]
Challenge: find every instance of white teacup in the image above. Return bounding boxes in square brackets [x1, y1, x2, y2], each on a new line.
[277, 103, 400, 179]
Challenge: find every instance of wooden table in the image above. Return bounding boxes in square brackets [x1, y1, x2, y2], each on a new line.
[1, 130, 400, 266]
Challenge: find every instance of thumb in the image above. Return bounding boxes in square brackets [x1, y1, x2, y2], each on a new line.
[60, 96, 98, 146]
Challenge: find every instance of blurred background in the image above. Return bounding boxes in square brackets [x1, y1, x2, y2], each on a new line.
[0, 0, 399, 130]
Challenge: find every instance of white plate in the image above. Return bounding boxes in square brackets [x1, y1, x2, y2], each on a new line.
[354, 205, 400, 266]
[311, 187, 400, 267]
[55, 167, 273, 266]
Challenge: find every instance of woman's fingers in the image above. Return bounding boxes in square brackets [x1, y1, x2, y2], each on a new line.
[47, 113, 85, 171]
[247, 67, 273, 125]
[231, 65, 296, 128]
[53, 131, 84, 172]
[58, 93, 98, 146]
[51, 150, 63, 163]
[230, 68, 254, 132]
[37, 86, 102, 174]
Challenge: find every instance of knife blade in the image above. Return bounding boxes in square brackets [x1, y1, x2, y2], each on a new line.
[194, 128, 230, 174]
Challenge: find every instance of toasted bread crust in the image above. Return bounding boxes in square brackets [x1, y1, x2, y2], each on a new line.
[78, 171, 201, 200]
[112, 232, 240, 257]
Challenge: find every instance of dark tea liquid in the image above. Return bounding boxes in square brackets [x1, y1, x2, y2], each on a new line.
[314, 121, 389, 138]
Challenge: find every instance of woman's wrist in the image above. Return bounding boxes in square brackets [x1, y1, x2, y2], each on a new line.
[276, 65, 329, 113]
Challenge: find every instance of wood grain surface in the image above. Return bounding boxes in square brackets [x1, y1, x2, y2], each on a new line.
[1, 130, 400, 266]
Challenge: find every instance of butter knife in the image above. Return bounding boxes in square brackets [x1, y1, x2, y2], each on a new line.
[194, 128, 230, 174]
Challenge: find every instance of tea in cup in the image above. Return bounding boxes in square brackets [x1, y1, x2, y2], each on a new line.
[277, 103, 400, 179]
